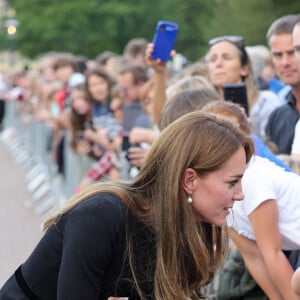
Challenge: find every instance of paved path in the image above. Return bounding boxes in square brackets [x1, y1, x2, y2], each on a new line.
[0, 139, 42, 286]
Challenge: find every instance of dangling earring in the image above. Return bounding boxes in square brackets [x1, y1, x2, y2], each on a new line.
[187, 195, 193, 203]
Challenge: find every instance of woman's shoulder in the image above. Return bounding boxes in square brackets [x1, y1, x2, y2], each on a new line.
[50, 192, 129, 250]
[71, 192, 126, 215]
[64, 192, 128, 231]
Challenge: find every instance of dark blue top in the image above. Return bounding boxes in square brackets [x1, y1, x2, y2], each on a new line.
[92, 100, 111, 118]
[0, 193, 155, 300]
[266, 90, 299, 154]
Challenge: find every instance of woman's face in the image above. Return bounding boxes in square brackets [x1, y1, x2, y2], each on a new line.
[87, 74, 109, 103]
[207, 41, 248, 89]
[71, 89, 91, 115]
[190, 147, 246, 226]
[110, 97, 123, 123]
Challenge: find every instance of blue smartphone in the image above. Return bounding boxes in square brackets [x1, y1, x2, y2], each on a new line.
[151, 21, 179, 62]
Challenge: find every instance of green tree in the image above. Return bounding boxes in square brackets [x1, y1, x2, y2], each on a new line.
[201, 0, 300, 57]
[6, 0, 166, 58]
[272, 0, 300, 19]
[2, 0, 300, 61]
[203, 0, 274, 49]
[160, 0, 214, 61]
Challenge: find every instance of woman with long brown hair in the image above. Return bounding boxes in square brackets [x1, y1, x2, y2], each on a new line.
[0, 111, 253, 300]
[205, 35, 281, 140]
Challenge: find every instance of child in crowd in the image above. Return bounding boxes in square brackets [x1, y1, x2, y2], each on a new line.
[202, 101, 300, 300]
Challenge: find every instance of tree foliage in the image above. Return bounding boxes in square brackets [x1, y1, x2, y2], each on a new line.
[1, 0, 300, 61]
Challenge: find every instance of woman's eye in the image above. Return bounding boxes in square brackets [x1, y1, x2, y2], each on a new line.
[228, 180, 238, 187]
[208, 56, 217, 63]
[223, 54, 233, 60]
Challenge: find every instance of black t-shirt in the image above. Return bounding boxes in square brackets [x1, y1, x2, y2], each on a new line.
[266, 91, 300, 154]
[1, 192, 156, 300]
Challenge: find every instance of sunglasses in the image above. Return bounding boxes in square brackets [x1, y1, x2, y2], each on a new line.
[208, 35, 244, 47]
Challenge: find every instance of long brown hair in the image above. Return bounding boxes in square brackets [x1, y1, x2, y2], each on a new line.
[44, 111, 254, 299]
[69, 84, 93, 151]
[85, 67, 115, 103]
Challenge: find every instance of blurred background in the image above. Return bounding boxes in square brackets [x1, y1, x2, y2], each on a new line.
[0, 0, 300, 70]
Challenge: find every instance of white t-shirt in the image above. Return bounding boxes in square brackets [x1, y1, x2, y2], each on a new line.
[227, 155, 300, 250]
[291, 118, 300, 155]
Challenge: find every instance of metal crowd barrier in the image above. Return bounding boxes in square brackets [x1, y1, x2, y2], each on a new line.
[1, 100, 146, 224]
[1, 100, 92, 222]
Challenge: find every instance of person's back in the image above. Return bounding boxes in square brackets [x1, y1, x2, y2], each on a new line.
[0, 192, 155, 299]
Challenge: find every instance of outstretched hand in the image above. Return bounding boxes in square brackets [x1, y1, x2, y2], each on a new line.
[145, 43, 175, 73]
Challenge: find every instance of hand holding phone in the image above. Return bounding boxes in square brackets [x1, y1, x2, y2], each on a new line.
[151, 20, 179, 62]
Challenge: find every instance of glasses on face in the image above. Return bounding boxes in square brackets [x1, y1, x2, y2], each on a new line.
[208, 35, 244, 47]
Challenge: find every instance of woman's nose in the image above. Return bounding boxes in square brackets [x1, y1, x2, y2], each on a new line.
[233, 187, 244, 202]
[214, 56, 223, 66]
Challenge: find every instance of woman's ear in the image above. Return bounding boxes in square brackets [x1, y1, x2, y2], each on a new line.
[182, 168, 198, 194]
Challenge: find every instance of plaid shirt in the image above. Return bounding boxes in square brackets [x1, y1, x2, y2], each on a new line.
[85, 150, 115, 180]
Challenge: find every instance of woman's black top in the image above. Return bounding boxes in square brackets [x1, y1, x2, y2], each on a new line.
[0, 193, 156, 300]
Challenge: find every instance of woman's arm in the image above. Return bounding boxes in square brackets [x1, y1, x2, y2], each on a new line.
[248, 199, 299, 300]
[145, 43, 169, 126]
[129, 127, 158, 145]
[292, 267, 300, 297]
[229, 228, 283, 299]
[35, 107, 70, 130]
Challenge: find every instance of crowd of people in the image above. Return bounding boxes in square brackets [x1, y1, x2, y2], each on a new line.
[0, 13, 300, 300]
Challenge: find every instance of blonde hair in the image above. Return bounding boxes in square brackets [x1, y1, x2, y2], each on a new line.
[166, 75, 214, 100]
[201, 101, 252, 135]
[44, 111, 254, 299]
[160, 87, 220, 130]
[168, 59, 209, 85]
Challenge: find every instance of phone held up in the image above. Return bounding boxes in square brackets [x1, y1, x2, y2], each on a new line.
[223, 82, 249, 116]
[151, 20, 179, 62]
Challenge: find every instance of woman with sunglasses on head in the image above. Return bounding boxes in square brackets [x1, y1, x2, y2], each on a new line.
[0, 111, 254, 300]
[206, 35, 282, 141]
